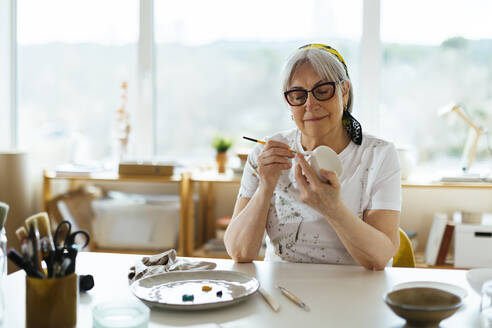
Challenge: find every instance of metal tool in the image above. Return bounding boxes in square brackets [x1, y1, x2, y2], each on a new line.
[53, 220, 90, 250]
[50, 220, 90, 276]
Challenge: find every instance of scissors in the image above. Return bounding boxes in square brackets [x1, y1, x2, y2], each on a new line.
[53, 220, 90, 250]
[50, 220, 90, 277]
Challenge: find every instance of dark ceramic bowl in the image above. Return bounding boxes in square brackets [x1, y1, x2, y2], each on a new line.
[384, 287, 463, 327]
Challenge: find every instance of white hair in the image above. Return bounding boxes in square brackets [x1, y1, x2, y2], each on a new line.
[281, 48, 354, 113]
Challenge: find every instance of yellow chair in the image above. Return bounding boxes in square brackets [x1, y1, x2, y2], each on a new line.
[392, 228, 416, 268]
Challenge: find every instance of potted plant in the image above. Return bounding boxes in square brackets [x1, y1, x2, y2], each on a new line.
[212, 136, 233, 173]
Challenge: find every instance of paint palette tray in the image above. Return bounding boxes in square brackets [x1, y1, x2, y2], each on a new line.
[131, 270, 259, 310]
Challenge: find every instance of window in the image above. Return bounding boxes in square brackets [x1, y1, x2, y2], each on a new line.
[380, 0, 492, 173]
[8, 1, 490, 175]
[0, 0, 13, 150]
[17, 0, 138, 166]
[154, 0, 362, 162]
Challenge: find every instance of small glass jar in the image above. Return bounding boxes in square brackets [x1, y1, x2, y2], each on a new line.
[0, 227, 7, 324]
[93, 299, 150, 328]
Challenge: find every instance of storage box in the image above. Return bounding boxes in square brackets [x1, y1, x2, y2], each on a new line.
[454, 214, 492, 268]
[91, 194, 181, 250]
[118, 162, 175, 176]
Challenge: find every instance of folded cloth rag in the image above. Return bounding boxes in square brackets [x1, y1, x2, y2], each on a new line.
[128, 249, 216, 284]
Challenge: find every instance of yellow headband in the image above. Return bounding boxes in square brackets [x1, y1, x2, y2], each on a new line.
[298, 44, 349, 77]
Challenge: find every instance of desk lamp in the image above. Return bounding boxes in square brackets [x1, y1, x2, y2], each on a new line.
[438, 104, 485, 173]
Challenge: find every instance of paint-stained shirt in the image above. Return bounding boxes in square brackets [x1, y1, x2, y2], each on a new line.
[238, 128, 401, 264]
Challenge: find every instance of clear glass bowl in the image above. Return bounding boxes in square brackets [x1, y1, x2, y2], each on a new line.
[93, 299, 150, 328]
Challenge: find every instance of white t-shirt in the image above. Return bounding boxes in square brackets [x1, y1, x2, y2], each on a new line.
[238, 128, 401, 264]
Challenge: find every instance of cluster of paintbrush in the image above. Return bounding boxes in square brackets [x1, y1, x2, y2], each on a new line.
[8, 212, 53, 278]
[5, 209, 94, 291]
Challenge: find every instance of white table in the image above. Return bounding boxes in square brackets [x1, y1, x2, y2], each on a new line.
[4, 252, 484, 327]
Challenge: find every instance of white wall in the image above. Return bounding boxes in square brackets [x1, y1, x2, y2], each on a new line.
[401, 187, 492, 251]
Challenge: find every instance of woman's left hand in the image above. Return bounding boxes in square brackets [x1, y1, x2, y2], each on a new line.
[294, 153, 342, 218]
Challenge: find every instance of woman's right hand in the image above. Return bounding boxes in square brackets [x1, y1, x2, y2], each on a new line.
[257, 140, 294, 190]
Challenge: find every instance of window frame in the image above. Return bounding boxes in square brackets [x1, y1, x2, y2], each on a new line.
[7, 0, 382, 158]
[1, 0, 17, 150]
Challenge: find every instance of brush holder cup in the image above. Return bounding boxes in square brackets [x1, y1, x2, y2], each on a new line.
[26, 273, 78, 328]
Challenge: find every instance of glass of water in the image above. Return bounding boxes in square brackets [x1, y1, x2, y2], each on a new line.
[481, 280, 492, 327]
[0, 226, 7, 325]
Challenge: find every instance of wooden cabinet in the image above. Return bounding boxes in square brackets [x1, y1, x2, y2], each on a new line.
[42, 169, 188, 256]
[185, 170, 241, 258]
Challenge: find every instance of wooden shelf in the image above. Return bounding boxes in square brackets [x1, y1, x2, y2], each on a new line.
[44, 169, 182, 183]
[402, 180, 492, 189]
[91, 248, 163, 256]
[44, 167, 492, 260]
[191, 246, 264, 261]
[43, 170, 190, 256]
[192, 246, 231, 259]
[190, 169, 241, 183]
[414, 251, 469, 270]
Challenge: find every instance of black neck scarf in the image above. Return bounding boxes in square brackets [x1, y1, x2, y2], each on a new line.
[342, 110, 363, 145]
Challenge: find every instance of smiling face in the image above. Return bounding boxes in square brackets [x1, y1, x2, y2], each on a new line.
[288, 62, 349, 146]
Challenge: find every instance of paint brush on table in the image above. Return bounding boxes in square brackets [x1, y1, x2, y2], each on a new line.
[259, 287, 280, 312]
[277, 285, 310, 311]
[243, 136, 296, 153]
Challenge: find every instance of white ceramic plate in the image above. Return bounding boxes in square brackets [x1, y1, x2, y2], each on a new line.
[392, 281, 468, 299]
[131, 270, 259, 310]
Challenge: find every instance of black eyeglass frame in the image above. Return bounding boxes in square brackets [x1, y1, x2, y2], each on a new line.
[284, 81, 337, 107]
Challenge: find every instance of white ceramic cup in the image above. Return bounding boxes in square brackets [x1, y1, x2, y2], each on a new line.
[305, 145, 343, 181]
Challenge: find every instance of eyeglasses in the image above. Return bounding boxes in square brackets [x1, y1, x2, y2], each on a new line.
[284, 82, 337, 106]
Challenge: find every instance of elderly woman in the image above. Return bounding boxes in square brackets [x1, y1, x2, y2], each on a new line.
[224, 44, 401, 270]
